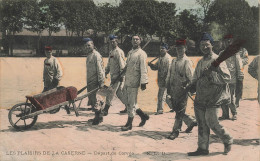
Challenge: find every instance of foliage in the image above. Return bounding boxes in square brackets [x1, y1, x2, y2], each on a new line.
[118, 0, 159, 36]
[40, 0, 64, 36]
[1, 0, 24, 35]
[176, 9, 203, 42]
[206, 0, 258, 54]
[62, 0, 97, 37]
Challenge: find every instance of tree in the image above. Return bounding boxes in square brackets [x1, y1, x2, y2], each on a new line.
[195, 0, 213, 20]
[1, 0, 24, 56]
[118, 0, 159, 36]
[155, 1, 177, 42]
[176, 9, 203, 41]
[95, 3, 120, 55]
[22, 0, 48, 56]
[41, 0, 64, 37]
[206, 0, 258, 54]
[62, 0, 97, 37]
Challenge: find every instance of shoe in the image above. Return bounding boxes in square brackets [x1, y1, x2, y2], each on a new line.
[188, 148, 209, 156]
[87, 107, 95, 111]
[167, 131, 179, 140]
[136, 109, 149, 127]
[64, 105, 71, 114]
[223, 143, 232, 155]
[121, 117, 133, 131]
[169, 109, 174, 113]
[185, 122, 197, 133]
[92, 110, 103, 125]
[120, 107, 127, 113]
[231, 115, 237, 120]
[155, 111, 163, 115]
[218, 116, 229, 120]
[103, 104, 110, 116]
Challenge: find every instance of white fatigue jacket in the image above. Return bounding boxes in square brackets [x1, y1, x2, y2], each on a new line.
[238, 48, 249, 67]
[151, 53, 172, 88]
[105, 46, 126, 82]
[166, 54, 193, 100]
[248, 55, 260, 80]
[192, 53, 231, 108]
[125, 48, 148, 88]
[43, 56, 63, 87]
[86, 50, 105, 87]
[219, 50, 243, 83]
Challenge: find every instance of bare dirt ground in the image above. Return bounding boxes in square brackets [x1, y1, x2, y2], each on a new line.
[0, 56, 259, 161]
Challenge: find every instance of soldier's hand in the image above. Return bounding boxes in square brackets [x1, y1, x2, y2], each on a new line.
[141, 84, 146, 91]
[119, 77, 124, 82]
[52, 78, 59, 87]
[119, 81, 124, 90]
[202, 67, 211, 76]
[167, 89, 171, 95]
[237, 74, 244, 81]
[99, 82, 104, 88]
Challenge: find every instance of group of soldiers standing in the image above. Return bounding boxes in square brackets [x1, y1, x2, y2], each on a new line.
[42, 32, 258, 156]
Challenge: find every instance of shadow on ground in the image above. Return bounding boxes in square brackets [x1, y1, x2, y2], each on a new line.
[129, 151, 223, 161]
[0, 120, 88, 132]
[121, 130, 171, 140]
[210, 134, 260, 146]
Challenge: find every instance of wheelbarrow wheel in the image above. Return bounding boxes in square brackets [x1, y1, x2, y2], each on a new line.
[8, 103, 38, 130]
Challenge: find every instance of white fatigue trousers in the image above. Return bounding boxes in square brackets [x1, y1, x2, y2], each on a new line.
[105, 81, 127, 106]
[157, 87, 166, 112]
[195, 107, 233, 150]
[125, 86, 139, 117]
[221, 83, 237, 116]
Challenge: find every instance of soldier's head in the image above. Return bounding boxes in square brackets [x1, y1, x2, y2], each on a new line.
[175, 39, 187, 58]
[131, 35, 142, 49]
[44, 46, 52, 58]
[160, 43, 168, 56]
[83, 38, 94, 53]
[223, 34, 234, 48]
[199, 32, 214, 55]
[109, 35, 118, 49]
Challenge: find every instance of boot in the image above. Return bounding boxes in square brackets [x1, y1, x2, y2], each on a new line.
[223, 143, 232, 155]
[168, 130, 179, 140]
[103, 104, 110, 116]
[120, 107, 127, 113]
[64, 105, 70, 114]
[121, 116, 133, 131]
[136, 109, 149, 127]
[185, 122, 197, 133]
[92, 110, 103, 125]
[188, 148, 209, 156]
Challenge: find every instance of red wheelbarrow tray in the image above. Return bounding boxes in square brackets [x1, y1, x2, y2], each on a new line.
[25, 86, 78, 111]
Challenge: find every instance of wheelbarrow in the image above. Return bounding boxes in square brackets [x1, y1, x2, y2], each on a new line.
[8, 85, 102, 130]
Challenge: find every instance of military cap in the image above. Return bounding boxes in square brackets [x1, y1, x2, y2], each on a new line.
[160, 42, 169, 50]
[176, 39, 186, 46]
[223, 34, 233, 39]
[83, 38, 93, 42]
[109, 34, 118, 40]
[200, 32, 214, 44]
[45, 46, 52, 51]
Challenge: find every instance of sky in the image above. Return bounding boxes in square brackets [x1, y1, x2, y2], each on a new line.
[94, 0, 259, 11]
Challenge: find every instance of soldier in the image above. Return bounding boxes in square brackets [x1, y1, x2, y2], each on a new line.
[235, 46, 249, 107]
[148, 43, 172, 115]
[83, 38, 105, 125]
[103, 35, 127, 116]
[43, 46, 63, 92]
[248, 55, 260, 104]
[219, 34, 243, 120]
[187, 33, 233, 156]
[166, 39, 197, 140]
[121, 35, 149, 131]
